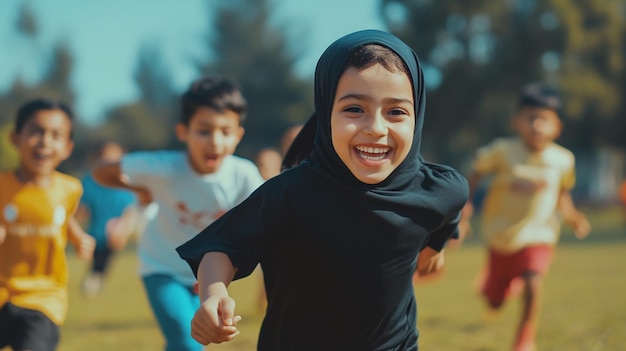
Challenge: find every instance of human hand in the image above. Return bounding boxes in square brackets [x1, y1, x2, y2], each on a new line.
[106, 217, 130, 250]
[567, 211, 591, 239]
[134, 187, 153, 206]
[75, 234, 96, 260]
[0, 225, 6, 245]
[191, 295, 241, 345]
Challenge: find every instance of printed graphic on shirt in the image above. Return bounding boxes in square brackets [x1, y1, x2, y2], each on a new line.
[3, 203, 65, 237]
[175, 202, 225, 231]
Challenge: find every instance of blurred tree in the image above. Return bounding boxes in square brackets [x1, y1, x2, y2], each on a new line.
[16, 2, 37, 37]
[381, 0, 626, 166]
[0, 6, 81, 174]
[198, 0, 313, 158]
[92, 42, 177, 152]
[0, 123, 19, 171]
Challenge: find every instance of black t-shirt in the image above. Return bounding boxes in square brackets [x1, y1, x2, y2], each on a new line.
[178, 162, 465, 350]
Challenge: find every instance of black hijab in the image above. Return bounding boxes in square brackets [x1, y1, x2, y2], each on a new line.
[283, 29, 466, 238]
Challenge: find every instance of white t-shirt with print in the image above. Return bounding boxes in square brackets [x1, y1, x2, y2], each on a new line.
[121, 150, 264, 286]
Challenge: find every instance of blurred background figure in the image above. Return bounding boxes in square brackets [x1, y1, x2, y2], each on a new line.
[255, 123, 303, 180]
[78, 141, 140, 297]
[459, 83, 591, 351]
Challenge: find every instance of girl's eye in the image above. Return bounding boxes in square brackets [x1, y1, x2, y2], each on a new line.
[388, 108, 411, 119]
[343, 106, 363, 113]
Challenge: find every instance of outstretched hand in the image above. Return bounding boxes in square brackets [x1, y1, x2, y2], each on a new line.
[191, 295, 242, 345]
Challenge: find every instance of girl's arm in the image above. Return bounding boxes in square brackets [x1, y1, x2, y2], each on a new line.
[192, 252, 241, 345]
[558, 190, 591, 239]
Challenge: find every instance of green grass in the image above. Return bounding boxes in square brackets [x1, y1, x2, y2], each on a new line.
[9, 206, 624, 351]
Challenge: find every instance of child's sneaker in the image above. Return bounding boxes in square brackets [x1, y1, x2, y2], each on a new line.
[82, 272, 104, 298]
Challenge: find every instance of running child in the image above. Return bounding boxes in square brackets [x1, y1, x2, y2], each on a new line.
[177, 29, 468, 350]
[78, 141, 139, 297]
[459, 83, 591, 351]
[0, 98, 95, 351]
[92, 76, 264, 351]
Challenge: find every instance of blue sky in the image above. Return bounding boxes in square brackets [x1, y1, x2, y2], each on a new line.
[0, 0, 385, 124]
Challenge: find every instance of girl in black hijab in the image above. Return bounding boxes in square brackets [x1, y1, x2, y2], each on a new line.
[177, 29, 468, 351]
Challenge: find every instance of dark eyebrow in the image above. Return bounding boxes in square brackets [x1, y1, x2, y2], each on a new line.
[337, 93, 413, 105]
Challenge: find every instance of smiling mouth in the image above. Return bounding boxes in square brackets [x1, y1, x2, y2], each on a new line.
[355, 146, 390, 161]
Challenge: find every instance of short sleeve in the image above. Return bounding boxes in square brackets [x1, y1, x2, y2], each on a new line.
[472, 139, 504, 175]
[176, 183, 274, 280]
[560, 157, 576, 191]
[423, 211, 461, 251]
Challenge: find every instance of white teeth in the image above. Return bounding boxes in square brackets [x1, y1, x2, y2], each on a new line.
[355, 146, 389, 161]
[355, 146, 390, 154]
[361, 154, 386, 161]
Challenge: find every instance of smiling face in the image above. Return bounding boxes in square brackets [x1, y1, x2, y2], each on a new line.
[11, 109, 74, 181]
[331, 63, 415, 184]
[513, 106, 562, 152]
[176, 107, 244, 174]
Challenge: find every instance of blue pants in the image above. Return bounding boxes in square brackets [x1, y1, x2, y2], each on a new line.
[142, 274, 202, 351]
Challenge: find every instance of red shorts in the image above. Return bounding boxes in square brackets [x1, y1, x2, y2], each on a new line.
[480, 245, 554, 305]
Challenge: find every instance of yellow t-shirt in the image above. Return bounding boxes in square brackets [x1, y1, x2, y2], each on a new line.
[0, 171, 82, 325]
[473, 137, 575, 253]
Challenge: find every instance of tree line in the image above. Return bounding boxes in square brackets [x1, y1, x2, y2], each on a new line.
[1, 0, 624, 182]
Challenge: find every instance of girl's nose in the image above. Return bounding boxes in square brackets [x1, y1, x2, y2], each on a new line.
[364, 112, 387, 136]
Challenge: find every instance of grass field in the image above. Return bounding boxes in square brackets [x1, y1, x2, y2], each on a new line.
[45, 207, 626, 350]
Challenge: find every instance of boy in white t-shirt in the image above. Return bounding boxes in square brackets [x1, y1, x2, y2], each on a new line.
[92, 76, 264, 351]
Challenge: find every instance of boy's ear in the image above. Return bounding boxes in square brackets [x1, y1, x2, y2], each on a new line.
[175, 123, 188, 143]
[237, 126, 245, 142]
[61, 140, 74, 161]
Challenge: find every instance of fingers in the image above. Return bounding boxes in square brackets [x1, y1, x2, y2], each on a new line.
[219, 297, 237, 326]
[574, 217, 591, 239]
[190, 297, 241, 345]
[78, 236, 96, 260]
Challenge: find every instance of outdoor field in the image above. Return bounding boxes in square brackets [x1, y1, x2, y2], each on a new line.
[47, 206, 626, 351]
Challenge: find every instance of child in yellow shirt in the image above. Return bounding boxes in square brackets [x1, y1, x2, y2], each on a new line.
[0, 98, 95, 351]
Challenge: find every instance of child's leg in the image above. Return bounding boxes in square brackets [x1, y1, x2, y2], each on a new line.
[512, 245, 553, 351]
[92, 246, 113, 274]
[82, 247, 112, 296]
[481, 249, 517, 310]
[142, 274, 202, 351]
[514, 271, 542, 351]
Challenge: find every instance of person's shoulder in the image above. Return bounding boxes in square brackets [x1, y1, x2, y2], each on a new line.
[548, 142, 574, 157]
[488, 137, 518, 151]
[545, 142, 575, 167]
[126, 149, 184, 162]
[226, 154, 259, 169]
[422, 162, 467, 186]
[53, 171, 82, 193]
[421, 162, 469, 205]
